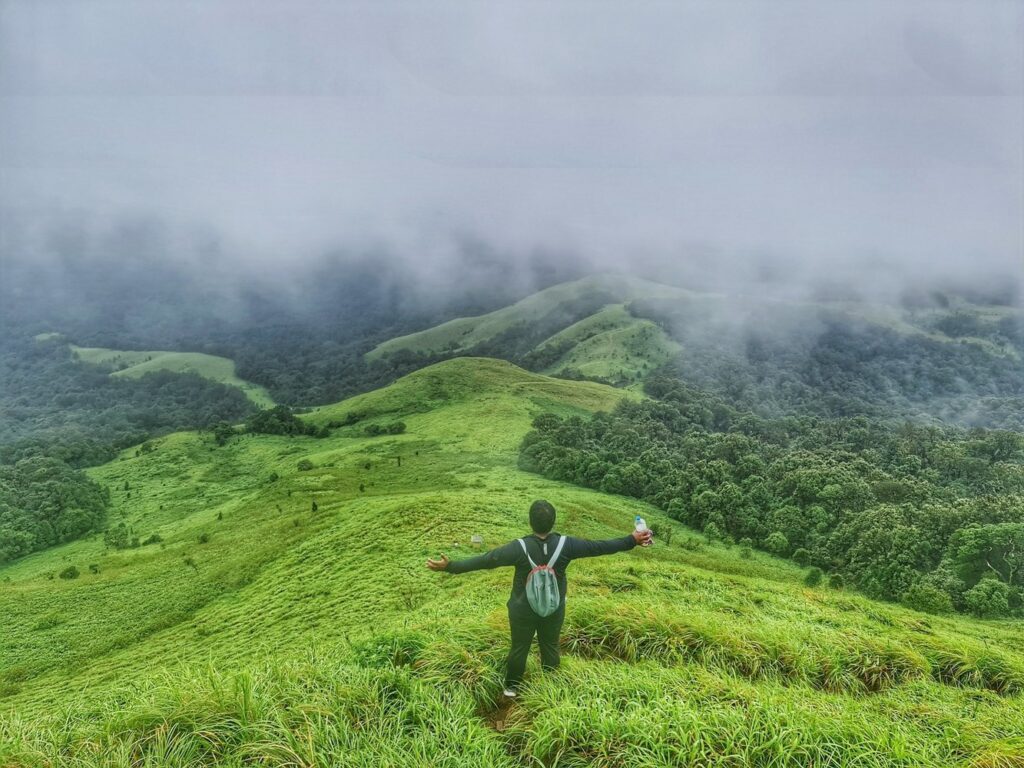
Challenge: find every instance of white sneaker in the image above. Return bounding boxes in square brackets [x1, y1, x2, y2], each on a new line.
[502, 688, 517, 698]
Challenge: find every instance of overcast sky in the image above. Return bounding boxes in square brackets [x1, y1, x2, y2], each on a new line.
[1, 1, 1022, 283]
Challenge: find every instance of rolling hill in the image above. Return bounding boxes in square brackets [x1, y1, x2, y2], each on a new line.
[2, 357, 1022, 767]
[366, 274, 691, 385]
[367, 275, 1024, 426]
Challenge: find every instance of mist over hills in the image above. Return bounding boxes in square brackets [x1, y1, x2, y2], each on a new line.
[4, 255, 1022, 470]
[2, 2, 1023, 764]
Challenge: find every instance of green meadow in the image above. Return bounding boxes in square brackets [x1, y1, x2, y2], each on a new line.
[69, 344, 276, 408]
[2, 358, 1022, 767]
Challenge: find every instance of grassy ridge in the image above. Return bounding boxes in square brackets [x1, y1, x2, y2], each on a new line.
[1, 358, 1022, 766]
[535, 304, 680, 382]
[366, 274, 693, 362]
[70, 344, 276, 408]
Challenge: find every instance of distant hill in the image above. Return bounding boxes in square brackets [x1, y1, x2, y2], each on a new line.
[368, 275, 1024, 425]
[1, 357, 1021, 767]
[69, 343, 275, 408]
[367, 274, 691, 385]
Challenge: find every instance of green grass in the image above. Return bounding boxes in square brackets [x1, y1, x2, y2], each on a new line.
[366, 274, 695, 361]
[535, 304, 680, 382]
[69, 344, 276, 408]
[1, 357, 1022, 767]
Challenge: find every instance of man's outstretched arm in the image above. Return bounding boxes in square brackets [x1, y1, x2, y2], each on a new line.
[426, 540, 520, 574]
[566, 528, 651, 560]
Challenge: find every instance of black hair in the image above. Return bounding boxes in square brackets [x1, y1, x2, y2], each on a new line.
[529, 499, 556, 534]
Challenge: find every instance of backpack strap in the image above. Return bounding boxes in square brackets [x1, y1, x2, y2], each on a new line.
[517, 538, 537, 568]
[547, 534, 568, 569]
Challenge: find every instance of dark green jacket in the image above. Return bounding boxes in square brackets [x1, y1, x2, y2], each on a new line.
[447, 531, 636, 614]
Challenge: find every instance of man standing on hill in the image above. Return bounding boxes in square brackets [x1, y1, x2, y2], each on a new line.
[426, 499, 651, 698]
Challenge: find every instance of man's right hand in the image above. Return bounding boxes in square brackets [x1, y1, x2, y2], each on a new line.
[632, 529, 653, 546]
[426, 554, 450, 571]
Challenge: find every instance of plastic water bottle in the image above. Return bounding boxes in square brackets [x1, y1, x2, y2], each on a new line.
[634, 515, 652, 546]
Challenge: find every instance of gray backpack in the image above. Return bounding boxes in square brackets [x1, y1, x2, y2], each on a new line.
[518, 535, 567, 617]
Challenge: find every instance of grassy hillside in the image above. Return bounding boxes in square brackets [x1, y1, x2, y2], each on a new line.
[367, 276, 1023, 421]
[534, 304, 680, 382]
[366, 274, 693, 361]
[70, 344, 276, 408]
[2, 358, 1022, 767]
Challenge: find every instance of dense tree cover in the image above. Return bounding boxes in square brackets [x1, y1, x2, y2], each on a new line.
[520, 376, 1024, 616]
[245, 406, 326, 437]
[630, 300, 1024, 430]
[0, 456, 110, 563]
[0, 335, 255, 467]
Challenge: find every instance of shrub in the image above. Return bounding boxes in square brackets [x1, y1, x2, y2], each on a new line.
[828, 573, 845, 590]
[32, 613, 64, 631]
[649, 522, 672, 545]
[353, 630, 429, 668]
[965, 578, 1011, 619]
[103, 522, 132, 550]
[198, 532, 210, 544]
[88, 563, 100, 575]
[364, 422, 407, 437]
[901, 582, 954, 615]
[59, 565, 80, 580]
[739, 546, 752, 560]
[765, 531, 790, 556]
[792, 548, 811, 567]
[738, 537, 754, 548]
[297, 459, 314, 472]
[804, 567, 824, 587]
[268, 471, 279, 483]
[142, 533, 163, 546]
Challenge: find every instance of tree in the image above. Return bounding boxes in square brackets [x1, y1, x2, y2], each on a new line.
[950, 523, 1024, 588]
[970, 430, 1024, 465]
[703, 521, 723, 543]
[246, 406, 316, 437]
[792, 548, 811, 567]
[964, 578, 1011, 618]
[765, 532, 790, 556]
[212, 421, 236, 446]
[0, 457, 109, 563]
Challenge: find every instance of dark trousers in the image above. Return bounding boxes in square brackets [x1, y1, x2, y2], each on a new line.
[505, 604, 565, 689]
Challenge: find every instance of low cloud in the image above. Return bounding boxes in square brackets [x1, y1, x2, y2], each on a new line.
[1, 1, 1021, 297]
